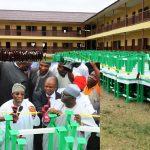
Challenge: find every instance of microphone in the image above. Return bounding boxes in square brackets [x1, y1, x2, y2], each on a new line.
[11, 106, 18, 123]
[17, 106, 23, 116]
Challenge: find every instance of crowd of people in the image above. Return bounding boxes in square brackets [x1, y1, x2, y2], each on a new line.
[0, 62, 100, 150]
[0, 49, 43, 61]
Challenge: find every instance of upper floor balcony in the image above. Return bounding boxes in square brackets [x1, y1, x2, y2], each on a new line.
[0, 29, 86, 37]
[0, 10, 150, 38]
[87, 9, 150, 36]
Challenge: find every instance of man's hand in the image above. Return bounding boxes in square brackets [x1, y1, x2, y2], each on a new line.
[47, 108, 62, 116]
[74, 114, 81, 124]
[29, 106, 37, 117]
[10, 112, 19, 123]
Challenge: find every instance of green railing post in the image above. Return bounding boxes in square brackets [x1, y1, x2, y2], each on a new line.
[77, 137, 87, 150]
[9, 130, 19, 150]
[48, 114, 57, 150]
[48, 114, 57, 128]
[56, 126, 67, 150]
[70, 122, 79, 138]
[4, 115, 13, 150]
[65, 136, 74, 150]
[17, 138, 27, 150]
[65, 110, 74, 130]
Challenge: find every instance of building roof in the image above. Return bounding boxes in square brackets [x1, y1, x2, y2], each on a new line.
[0, 10, 95, 23]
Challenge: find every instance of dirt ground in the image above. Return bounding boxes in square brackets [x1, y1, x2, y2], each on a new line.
[100, 87, 150, 150]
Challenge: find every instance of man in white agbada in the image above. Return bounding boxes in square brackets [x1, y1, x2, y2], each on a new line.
[43, 84, 97, 150]
[51, 63, 74, 88]
[72, 63, 89, 79]
[0, 83, 40, 150]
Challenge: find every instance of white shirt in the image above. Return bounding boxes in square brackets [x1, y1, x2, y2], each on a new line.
[73, 63, 89, 79]
[76, 93, 96, 114]
[46, 92, 57, 107]
[43, 99, 97, 150]
[52, 67, 71, 88]
[0, 99, 40, 150]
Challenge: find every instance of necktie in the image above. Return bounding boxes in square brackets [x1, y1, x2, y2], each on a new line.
[42, 96, 51, 125]
[47, 96, 51, 108]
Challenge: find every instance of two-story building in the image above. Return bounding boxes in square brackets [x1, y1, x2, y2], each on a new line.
[0, 0, 150, 53]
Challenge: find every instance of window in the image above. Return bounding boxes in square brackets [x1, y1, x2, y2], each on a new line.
[27, 42, 36, 47]
[26, 26, 37, 31]
[26, 26, 31, 31]
[138, 9, 142, 13]
[62, 27, 69, 33]
[5, 25, 10, 30]
[32, 26, 37, 31]
[143, 38, 148, 49]
[31, 42, 36, 47]
[144, 7, 149, 11]
[77, 43, 82, 48]
[42, 26, 46, 36]
[52, 27, 57, 31]
[77, 27, 82, 35]
[53, 42, 57, 48]
[63, 43, 69, 48]
[42, 42, 47, 49]
[16, 26, 21, 36]
[6, 42, 11, 49]
[17, 42, 22, 48]
[132, 12, 136, 16]
[42, 26, 46, 31]
[117, 17, 120, 22]
[42, 42, 47, 52]
[16, 26, 21, 30]
[27, 42, 31, 47]
[5, 25, 10, 35]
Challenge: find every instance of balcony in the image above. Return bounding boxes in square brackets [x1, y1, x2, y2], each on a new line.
[0, 29, 85, 37]
[0, 46, 77, 54]
[89, 9, 150, 36]
[0, 10, 149, 38]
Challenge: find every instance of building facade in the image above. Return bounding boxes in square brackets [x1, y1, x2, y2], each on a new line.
[0, 0, 150, 53]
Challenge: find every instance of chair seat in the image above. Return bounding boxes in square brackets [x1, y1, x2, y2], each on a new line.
[117, 72, 138, 84]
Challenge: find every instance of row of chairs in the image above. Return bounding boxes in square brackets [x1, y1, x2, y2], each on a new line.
[52, 50, 150, 103]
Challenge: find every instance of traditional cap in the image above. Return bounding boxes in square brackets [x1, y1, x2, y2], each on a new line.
[64, 84, 80, 98]
[73, 76, 86, 91]
[12, 83, 25, 93]
[63, 62, 73, 70]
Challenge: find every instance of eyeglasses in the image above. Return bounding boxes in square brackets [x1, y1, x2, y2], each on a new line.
[13, 92, 25, 96]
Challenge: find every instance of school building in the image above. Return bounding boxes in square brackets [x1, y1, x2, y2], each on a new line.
[0, 0, 150, 53]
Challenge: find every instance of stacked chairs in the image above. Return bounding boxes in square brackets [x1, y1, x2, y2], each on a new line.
[52, 50, 150, 103]
[115, 56, 140, 103]
[138, 53, 150, 102]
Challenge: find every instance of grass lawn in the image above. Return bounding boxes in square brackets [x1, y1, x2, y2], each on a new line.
[100, 87, 150, 150]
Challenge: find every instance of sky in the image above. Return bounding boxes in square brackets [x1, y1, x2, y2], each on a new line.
[0, 0, 117, 12]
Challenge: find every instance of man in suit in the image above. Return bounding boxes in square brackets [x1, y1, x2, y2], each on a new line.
[29, 62, 54, 101]
[32, 76, 61, 150]
[0, 62, 31, 106]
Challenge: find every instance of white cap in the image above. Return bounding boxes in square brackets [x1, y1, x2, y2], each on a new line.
[12, 83, 25, 93]
[64, 84, 80, 98]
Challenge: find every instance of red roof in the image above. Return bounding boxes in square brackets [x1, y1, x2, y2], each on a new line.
[0, 10, 95, 23]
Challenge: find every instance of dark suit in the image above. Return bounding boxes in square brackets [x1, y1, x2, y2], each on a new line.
[29, 69, 55, 101]
[32, 90, 61, 150]
[0, 62, 29, 106]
